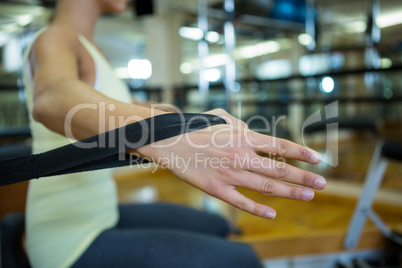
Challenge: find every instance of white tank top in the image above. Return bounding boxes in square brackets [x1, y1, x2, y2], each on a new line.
[23, 28, 132, 268]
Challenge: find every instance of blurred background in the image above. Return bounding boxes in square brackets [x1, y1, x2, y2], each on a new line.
[0, 0, 402, 267]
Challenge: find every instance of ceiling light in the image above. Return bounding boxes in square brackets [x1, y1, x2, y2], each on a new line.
[320, 77, 334, 93]
[203, 68, 221, 82]
[1, 23, 19, 33]
[298, 33, 313, 46]
[180, 62, 194, 74]
[380, 58, 392, 69]
[205, 31, 220, 43]
[3, 37, 21, 72]
[345, 20, 367, 33]
[234, 41, 280, 59]
[0, 32, 10, 46]
[377, 11, 402, 28]
[16, 14, 33, 26]
[202, 54, 228, 68]
[128, 59, 152, 80]
[179, 26, 203, 41]
[346, 12, 402, 31]
[256, 59, 293, 79]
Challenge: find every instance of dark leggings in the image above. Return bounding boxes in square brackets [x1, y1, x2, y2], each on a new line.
[72, 203, 261, 268]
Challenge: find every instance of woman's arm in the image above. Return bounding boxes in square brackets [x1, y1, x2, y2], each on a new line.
[30, 27, 165, 141]
[131, 99, 178, 113]
[30, 27, 326, 219]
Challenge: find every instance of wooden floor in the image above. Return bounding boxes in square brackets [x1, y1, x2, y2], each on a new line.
[113, 135, 402, 260]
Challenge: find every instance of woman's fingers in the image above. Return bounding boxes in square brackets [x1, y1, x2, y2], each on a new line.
[244, 156, 326, 190]
[248, 132, 322, 164]
[217, 186, 277, 219]
[232, 170, 316, 201]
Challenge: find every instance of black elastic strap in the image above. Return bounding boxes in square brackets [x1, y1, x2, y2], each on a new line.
[0, 113, 227, 187]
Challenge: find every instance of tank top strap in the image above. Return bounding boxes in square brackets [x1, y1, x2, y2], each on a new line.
[77, 35, 101, 91]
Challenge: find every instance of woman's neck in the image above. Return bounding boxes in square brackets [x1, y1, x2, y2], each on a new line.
[52, 0, 102, 42]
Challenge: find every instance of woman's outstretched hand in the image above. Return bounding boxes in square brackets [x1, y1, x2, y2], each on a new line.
[137, 109, 326, 219]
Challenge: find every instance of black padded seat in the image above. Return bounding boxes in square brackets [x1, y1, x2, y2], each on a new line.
[0, 126, 31, 140]
[381, 140, 402, 162]
[0, 213, 30, 268]
[0, 145, 31, 161]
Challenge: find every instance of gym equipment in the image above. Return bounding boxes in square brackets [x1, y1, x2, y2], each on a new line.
[1, 213, 29, 268]
[344, 140, 402, 249]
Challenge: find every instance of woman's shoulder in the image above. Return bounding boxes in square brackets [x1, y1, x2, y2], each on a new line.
[33, 25, 80, 55]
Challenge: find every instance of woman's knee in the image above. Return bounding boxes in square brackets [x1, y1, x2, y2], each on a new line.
[118, 203, 231, 237]
[213, 242, 261, 268]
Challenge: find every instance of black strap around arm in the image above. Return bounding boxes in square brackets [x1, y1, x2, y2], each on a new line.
[0, 113, 227, 187]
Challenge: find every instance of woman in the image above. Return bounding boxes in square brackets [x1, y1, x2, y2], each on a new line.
[23, 0, 326, 267]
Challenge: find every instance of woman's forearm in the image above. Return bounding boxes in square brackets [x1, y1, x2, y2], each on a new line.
[33, 78, 166, 141]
